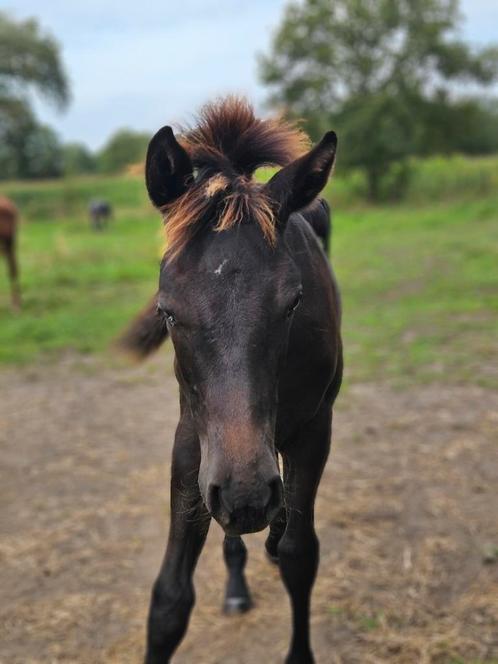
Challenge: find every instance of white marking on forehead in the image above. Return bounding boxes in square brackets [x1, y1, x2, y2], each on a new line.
[214, 258, 229, 276]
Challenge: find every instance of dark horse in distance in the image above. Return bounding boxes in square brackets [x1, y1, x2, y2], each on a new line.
[0, 196, 21, 310]
[120, 98, 342, 663]
[88, 199, 112, 230]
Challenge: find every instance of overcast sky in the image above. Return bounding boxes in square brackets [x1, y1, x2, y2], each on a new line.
[2, 0, 497, 149]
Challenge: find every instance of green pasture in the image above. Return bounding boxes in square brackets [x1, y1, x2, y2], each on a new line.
[1, 156, 497, 387]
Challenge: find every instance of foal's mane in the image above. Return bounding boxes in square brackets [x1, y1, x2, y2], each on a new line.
[161, 97, 310, 259]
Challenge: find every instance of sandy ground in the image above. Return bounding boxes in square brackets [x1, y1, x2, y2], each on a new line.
[1, 354, 497, 664]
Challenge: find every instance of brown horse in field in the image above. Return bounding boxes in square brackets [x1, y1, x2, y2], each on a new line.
[0, 196, 21, 310]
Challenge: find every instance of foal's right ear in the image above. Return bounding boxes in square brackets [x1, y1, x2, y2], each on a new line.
[145, 126, 193, 208]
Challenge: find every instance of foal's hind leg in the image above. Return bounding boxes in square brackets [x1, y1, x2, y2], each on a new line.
[279, 405, 332, 664]
[222, 535, 252, 614]
[145, 415, 210, 664]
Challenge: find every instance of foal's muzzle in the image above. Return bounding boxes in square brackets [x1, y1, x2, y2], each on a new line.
[207, 476, 283, 535]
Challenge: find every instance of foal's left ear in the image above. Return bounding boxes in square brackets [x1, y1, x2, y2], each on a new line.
[145, 126, 194, 208]
[264, 131, 337, 221]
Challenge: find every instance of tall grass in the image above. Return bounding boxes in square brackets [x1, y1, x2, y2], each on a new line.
[326, 153, 498, 207]
[2, 175, 149, 220]
[406, 154, 498, 202]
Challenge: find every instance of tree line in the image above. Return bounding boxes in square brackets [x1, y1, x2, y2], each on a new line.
[1, 119, 150, 180]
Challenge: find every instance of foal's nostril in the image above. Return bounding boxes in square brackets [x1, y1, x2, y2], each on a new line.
[266, 477, 284, 519]
[209, 476, 283, 534]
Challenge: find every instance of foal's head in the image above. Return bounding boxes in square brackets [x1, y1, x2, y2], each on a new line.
[147, 98, 336, 535]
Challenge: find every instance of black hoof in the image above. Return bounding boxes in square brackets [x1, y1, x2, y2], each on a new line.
[285, 655, 314, 664]
[223, 595, 252, 615]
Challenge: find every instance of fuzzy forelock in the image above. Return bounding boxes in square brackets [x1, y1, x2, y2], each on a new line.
[181, 96, 310, 175]
[161, 96, 310, 260]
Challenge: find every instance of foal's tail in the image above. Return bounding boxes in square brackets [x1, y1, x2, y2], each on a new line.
[116, 294, 169, 359]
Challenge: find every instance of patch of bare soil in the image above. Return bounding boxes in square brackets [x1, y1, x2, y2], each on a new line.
[1, 355, 497, 664]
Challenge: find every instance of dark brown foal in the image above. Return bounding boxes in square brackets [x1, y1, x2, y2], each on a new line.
[120, 97, 342, 664]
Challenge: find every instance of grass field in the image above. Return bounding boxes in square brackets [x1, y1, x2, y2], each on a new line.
[1, 157, 497, 387]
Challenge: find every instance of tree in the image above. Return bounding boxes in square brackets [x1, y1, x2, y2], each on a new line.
[0, 97, 34, 179]
[21, 124, 63, 179]
[98, 129, 150, 174]
[0, 11, 69, 179]
[259, 0, 498, 199]
[62, 143, 97, 176]
[0, 109, 64, 180]
[419, 95, 498, 156]
[0, 11, 69, 109]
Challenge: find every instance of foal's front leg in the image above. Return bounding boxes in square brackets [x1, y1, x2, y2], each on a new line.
[145, 417, 210, 664]
[279, 406, 332, 664]
[222, 535, 252, 614]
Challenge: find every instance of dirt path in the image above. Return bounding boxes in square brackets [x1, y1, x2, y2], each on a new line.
[1, 355, 497, 664]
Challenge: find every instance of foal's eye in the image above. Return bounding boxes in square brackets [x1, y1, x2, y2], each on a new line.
[287, 291, 303, 317]
[157, 304, 176, 327]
